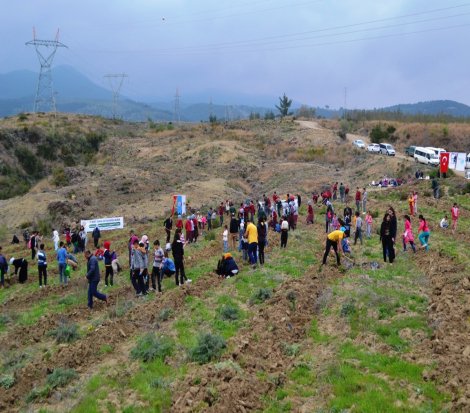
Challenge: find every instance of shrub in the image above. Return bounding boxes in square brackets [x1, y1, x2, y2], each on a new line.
[189, 333, 226, 364]
[340, 300, 356, 317]
[26, 386, 51, 402]
[17, 113, 28, 121]
[0, 224, 7, 243]
[14, 146, 44, 178]
[205, 231, 216, 241]
[218, 304, 240, 321]
[158, 308, 173, 322]
[250, 288, 273, 304]
[46, 368, 77, 388]
[0, 374, 15, 389]
[462, 182, 470, 195]
[52, 167, 69, 187]
[282, 343, 300, 357]
[130, 333, 173, 363]
[150, 377, 170, 389]
[48, 322, 80, 343]
[36, 217, 53, 236]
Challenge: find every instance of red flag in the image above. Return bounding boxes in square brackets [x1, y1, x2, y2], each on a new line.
[440, 152, 449, 174]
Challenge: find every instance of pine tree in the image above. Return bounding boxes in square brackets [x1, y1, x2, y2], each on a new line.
[275, 93, 293, 118]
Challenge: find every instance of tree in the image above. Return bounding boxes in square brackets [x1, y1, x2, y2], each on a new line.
[275, 93, 293, 118]
[297, 105, 316, 119]
[264, 110, 275, 120]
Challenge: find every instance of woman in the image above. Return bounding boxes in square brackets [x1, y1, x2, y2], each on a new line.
[402, 215, 416, 253]
[418, 215, 430, 251]
[380, 213, 395, 264]
[306, 201, 314, 224]
[280, 216, 289, 248]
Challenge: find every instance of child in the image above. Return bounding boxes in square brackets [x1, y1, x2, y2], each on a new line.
[354, 211, 363, 245]
[418, 215, 430, 251]
[222, 225, 229, 253]
[280, 216, 289, 248]
[365, 211, 373, 238]
[103, 241, 114, 287]
[440, 215, 449, 229]
[408, 193, 414, 216]
[341, 237, 351, 255]
[451, 203, 459, 234]
[402, 215, 416, 253]
[151, 240, 164, 292]
[37, 243, 47, 287]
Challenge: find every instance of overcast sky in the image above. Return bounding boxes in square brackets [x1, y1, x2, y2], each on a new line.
[1, 0, 469, 108]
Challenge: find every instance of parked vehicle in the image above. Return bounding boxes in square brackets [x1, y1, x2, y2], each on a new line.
[414, 147, 439, 166]
[405, 146, 416, 157]
[379, 143, 396, 156]
[353, 139, 365, 149]
[466, 153, 470, 169]
[367, 143, 380, 153]
[426, 147, 447, 156]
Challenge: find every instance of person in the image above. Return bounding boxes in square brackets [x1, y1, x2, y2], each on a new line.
[339, 183, 345, 203]
[185, 217, 193, 243]
[306, 201, 314, 224]
[79, 226, 87, 253]
[57, 242, 68, 285]
[103, 241, 114, 287]
[418, 215, 430, 251]
[325, 204, 333, 234]
[408, 193, 415, 216]
[84, 250, 108, 309]
[222, 225, 229, 253]
[362, 188, 367, 214]
[172, 230, 190, 286]
[388, 206, 397, 251]
[380, 213, 395, 264]
[229, 214, 239, 250]
[219, 202, 225, 226]
[365, 211, 373, 238]
[451, 203, 459, 234]
[37, 243, 48, 287]
[11, 234, 20, 244]
[128, 230, 139, 266]
[342, 237, 351, 255]
[23, 229, 30, 246]
[30, 231, 38, 261]
[92, 225, 101, 248]
[151, 240, 164, 292]
[207, 208, 213, 230]
[322, 228, 346, 266]
[355, 187, 361, 213]
[9, 257, 28, 283]
[52, 229, 60, 251]
[161, 251, 176, 279]
[332, 182, 338, 201]
[402, 215, 416, 253]
[440, 215, 449, 229]
[164, 216, 173, 243]
[431, 177, 439, 199]
[354, 211, 363, 245]
[413, 191, 418, 215]
[216, 253, 239, 278]
[244, 218, 258, 268]
[0, 247, 8, 288]
[131, 240, 147, 296]
[257, 218, 267, 265]
[280, 215, 289, 248]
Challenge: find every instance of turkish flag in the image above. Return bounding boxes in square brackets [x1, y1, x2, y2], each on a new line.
[440, 152, 450, 174]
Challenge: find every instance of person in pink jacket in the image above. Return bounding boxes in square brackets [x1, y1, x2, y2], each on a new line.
[418, 215, 430, 251]
[451, 203, 459, 234]
[365, 211, 373, 238]
[402, 215, 416, 253]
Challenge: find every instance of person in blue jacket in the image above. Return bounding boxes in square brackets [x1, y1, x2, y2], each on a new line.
[84, 250, 108, 309]
[216, 253, 239, 278]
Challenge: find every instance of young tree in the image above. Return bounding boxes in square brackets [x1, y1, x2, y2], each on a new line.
[275, 93, 293, 118]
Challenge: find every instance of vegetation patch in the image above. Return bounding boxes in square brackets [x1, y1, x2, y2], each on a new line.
[189, 333, 227, 364]
[130, 333, 173, 363]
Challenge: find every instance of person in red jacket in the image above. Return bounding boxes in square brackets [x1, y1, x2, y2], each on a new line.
[451, 203, 459, 234]
[185, 217, 193, 243]
[355, 187, 362, 213]
[306, 201, 314, 224]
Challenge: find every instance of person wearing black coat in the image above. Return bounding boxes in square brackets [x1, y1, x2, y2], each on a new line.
[85, 250, 108, 309]
[10, 257, 28, 283]
[380, 213, 395, 264]
[257, 219, 268, 265]
[172, 231, 190, 286]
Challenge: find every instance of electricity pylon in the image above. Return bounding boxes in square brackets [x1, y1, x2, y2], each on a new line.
[104, 73, 128, 119]
[174, 88, 181, 124]
[25, 28, 67, 113]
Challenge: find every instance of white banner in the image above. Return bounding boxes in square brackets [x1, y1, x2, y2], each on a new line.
[81, 217, 124, 233]
[456, 152, 466, 172]
[449, 152, 458, 170]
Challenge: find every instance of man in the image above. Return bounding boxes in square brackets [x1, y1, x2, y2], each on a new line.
[207, 208, 213, 231]
[163, 216, 173, 244]
[92, 225, 101, 248]
[84, 250, 108, 309]
[339, 183, 345, 203]
[362, 188, 368, 214]
[0, 246, 8, 288]
[431, 177, 439, 199]
[322, 228, 347, 266]
[218, 202, 225, 226]
[355, 187, 362, 213]
[229, 214, 239, 250]
[131, 239, 146, 296]
[244, 218, 258, 268]
[57, 241, 68, 285]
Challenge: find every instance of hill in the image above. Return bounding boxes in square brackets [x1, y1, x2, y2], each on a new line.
[384, 99, 470, 117]
[0, 115, 470, 412]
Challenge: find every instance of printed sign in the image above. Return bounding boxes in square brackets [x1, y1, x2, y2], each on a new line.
[456, 152, 466, 172]
[449, 152, 458, 170]
[81, 217, 124, 233]
[171, 195, 186, 216]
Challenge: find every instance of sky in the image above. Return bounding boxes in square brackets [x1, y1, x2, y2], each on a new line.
[1, 0, 470, 108]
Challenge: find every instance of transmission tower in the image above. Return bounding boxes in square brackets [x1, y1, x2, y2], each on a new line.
[174, 88, 181, 124]
[104, 73, 128, 119]
[25, 28, 67, 113]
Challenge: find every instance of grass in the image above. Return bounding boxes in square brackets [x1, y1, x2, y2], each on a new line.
[130, 333, 173, 363]
[48, 321, 80, 343]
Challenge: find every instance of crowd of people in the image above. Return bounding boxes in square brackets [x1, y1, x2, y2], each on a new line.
[0, 180, 462, 310]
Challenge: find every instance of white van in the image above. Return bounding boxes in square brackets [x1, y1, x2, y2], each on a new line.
[466, 153, 470, 170]
[414, 147, 439, 166]
[426, 147, 446, 156]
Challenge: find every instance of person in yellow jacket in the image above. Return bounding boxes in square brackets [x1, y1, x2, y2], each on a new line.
[322, 228, 347, 266]
[244, 219, 258, 268]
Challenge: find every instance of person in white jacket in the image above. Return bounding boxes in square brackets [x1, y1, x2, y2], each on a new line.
[52, 229, 60, 251]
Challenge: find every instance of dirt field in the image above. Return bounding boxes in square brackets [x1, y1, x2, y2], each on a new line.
[0, 115, 469, 412]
